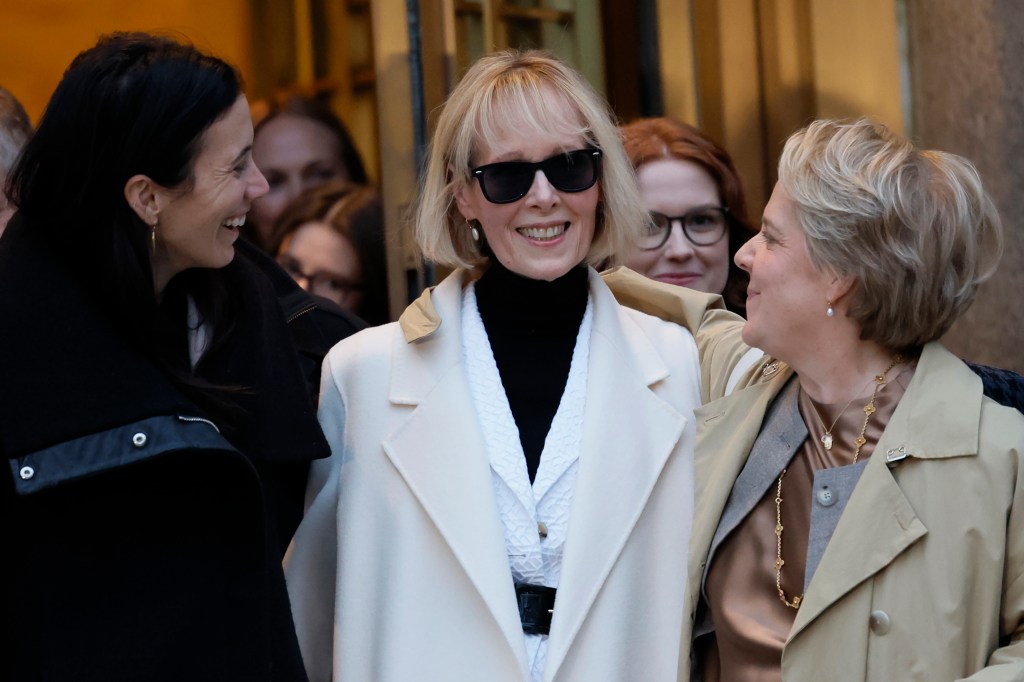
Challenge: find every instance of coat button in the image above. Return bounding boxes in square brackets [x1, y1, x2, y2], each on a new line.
[132, 433, 148, 447]
[869, 610, 891, 635]
[19, 466, 35, 480]
[815, 486, 837, 507]
[537, 521, 548, 539]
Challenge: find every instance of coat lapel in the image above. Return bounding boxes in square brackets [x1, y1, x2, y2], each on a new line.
[688, 367, 794, 600]
[384, 272, 530, 672]
[544, 274, 690, 678]
[704, 377, 805, 582]
[789, 450, 927, 639]
[789, 343, 974, 640]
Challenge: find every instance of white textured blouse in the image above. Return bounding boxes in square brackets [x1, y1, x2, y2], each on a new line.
[461, 282, 594, 682]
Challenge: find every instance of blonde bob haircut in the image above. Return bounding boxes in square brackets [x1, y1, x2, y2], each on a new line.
[779, 118, 1003, 350]
[415, 49, 647, 271]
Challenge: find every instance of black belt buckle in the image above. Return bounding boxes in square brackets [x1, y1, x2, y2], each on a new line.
[514, 581, 556, 635]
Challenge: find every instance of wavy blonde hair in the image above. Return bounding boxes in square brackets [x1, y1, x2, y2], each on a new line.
[779, 118, 1003, 349]
[415, 50, 646, 271]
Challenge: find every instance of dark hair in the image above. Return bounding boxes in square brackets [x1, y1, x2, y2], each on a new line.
[254, 95, 368, 185]
[9, 32, 246, 412]
[273, 179, 389, 325]
[620, 117, 757, 316]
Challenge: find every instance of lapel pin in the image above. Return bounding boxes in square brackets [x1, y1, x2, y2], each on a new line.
[761, 360, 780, 379]
[885, 445, 908, 468]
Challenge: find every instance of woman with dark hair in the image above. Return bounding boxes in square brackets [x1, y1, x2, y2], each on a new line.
[618, 117, 757, 316]
[0, 33, 339, 681]
[247, 95, 368, 252]
[273, 179, 389, 325]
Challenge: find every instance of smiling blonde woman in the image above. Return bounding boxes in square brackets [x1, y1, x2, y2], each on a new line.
[284, 50, 724, 682]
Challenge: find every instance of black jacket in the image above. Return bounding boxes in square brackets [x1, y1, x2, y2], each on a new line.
[0, 217, 358, 681]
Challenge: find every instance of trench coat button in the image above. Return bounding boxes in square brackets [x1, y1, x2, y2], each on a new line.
[815, 486, 837, 507]
[869, 610, 891, 635]
[132, 433, 148, 447]
[19, 466, 35, 480]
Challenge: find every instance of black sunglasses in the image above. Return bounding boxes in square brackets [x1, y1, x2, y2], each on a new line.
[641, 206, 730, 250]
[471, 148, 602, 204]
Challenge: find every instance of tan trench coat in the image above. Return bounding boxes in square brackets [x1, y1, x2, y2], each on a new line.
[603, 267, 1024, 682]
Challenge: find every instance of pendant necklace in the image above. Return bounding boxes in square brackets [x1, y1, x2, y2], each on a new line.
[774, 354, 904, 609]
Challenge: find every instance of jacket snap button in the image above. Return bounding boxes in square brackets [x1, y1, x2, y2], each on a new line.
[132, 433, 148, 447]
[19, 466, 35, 480]
[815, 487, 836, 507]
[869, 610, 891, 635]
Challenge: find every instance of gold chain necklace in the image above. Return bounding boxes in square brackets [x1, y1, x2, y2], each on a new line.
[774, 354, 904, 609]
[807, 394, 859, 451]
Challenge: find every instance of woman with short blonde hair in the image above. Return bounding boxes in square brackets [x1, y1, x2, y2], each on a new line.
[604, 117, 1022, 680]
[779, 118, 1001, 349]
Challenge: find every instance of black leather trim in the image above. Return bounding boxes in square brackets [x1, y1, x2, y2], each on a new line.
[9, 415, 237, 495]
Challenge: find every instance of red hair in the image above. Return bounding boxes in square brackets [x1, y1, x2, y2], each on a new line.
[621, 117, 756, 315]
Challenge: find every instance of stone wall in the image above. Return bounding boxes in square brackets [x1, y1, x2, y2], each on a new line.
[906, 0, 1024, 372]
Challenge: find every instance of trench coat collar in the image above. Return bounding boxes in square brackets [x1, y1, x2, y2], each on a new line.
[387, 268, 688, 679]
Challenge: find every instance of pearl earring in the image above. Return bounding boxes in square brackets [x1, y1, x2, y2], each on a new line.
[826, 300, 835, 317]
[469, 221, 479, 242]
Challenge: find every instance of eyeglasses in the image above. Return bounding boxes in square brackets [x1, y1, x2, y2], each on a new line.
[278, 255, 363, 302]
[640, 206, 730, 250]
[471, 148, 602, 204]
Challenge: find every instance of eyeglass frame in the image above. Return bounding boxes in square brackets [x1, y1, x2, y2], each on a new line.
[640, 205, 731, 250]
[277, 254, 364, 300]
[470, 148, 602, 204]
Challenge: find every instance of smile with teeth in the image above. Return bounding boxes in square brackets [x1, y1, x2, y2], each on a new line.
[223, 215, 247, 228]
[518, 222, 567, 241]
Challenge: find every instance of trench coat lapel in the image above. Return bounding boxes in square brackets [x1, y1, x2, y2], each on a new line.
[789, 343, 973, 639]
[703, 378, 805, 580]
[544, 276, 689, 678]
[788, 449, 927, 639]
[384, 272, 530, 672]
[689, 368, 794, 595]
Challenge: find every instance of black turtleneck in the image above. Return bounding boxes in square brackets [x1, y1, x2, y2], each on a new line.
[474, 260, 589, 482]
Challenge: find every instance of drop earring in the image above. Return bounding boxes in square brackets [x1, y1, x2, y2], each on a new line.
[150, 221, 158, 259]
[826, 300, 835, 317]
[469, 220, 479, 242]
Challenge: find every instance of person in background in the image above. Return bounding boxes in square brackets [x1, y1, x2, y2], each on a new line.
[605, 117, 1024, 680]
[273, 179, 389, 325]
[618, 116, 756, 316]
[0, 85, 33, 235]
[285, 49, 709, 682]
[1, 33, 338, 681]
[246, 95, 368, 253]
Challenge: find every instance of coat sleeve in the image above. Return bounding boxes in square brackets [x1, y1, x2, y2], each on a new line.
[960, 415, 1024, 681]
[601, 266, 761, 403]
[284, 351, 348, 682]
